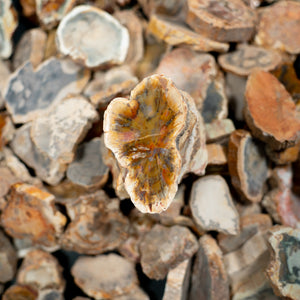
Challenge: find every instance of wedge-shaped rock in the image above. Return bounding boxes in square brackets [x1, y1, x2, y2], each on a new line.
[219, 45, 282, 76]
[71, 254, 138, 299]
[190, 175, 239, 234]
[17, 249, 65, 292]
[190, 235, 230, 300]
[255, 1, 300, 54]
[148, 14, 229, 53]
[104, 74, 207, 213]
[4, 58, 90, 123]
[228, 130, 268, 203]
[36, 0, 76, 29]
[245, 70, 300, 150]
[56, 5, 129, 68]
[60, 191, 130, 254]
[0, 0, 17, 58]
[0, 229, 17, 283]
[266, 226, 300, 299]
[186, 0, 257, 42]
[139, 224, 198, 280]
[31, 96, 98, 165]
[1, 183, 67, 247]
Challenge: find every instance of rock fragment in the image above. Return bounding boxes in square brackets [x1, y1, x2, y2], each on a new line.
[4, 58, 90, 123]
[266, 142, 300, 165]
[0, 60, 11, 108]
[190, 175, 239, 235]
[228, 130, 268, 203]
[66, 137, 109, 189]
[206, 143, 227, 168]
[13, 28, 47, 70]
[0, 112, 15, 149]
[114, 287, 150, 300]
[139, 224, 198, 279]
[2, 284, 38, 300]
[71, 254, 138, 299]
[0, 229, 18, 283]
[1, 183, 67, 247]
[0, 167, 19, 201]
[17, 249, 65, 292]
[255, 1, 300, 54]
[148, 14, 229, 53]
[205, 119, 235, 143]
[186, 0, 257, 42]
[244, 69, 300, 150]
[218, 44, 282, 76]
[56, 5, 129, 68]
[37, 289, 64, 300]
[60, 191, 130, 254]
[266, 226, 300, 299]
[163, 259, 191, 300]
[31, 96, 98, 165]
[190, 235, 230, 300]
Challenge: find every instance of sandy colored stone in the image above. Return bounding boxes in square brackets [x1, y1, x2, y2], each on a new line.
[140, 224, 198, 280]
[0, 167, 19, 200]
[44, 30, 58, 60]
[218, 44, 282, 76]
[244, 69, 300, 150]
[228, 130, 268, 203]
[255, 1, 300, 54]
[190, 235, 229, 300]
[207, 143, 227, 166]
[4, 57, 90, 124]
[266, 226, 300, 299]
[0, 229, 17, 283]
[148, 14, 229, 53]
[31, 96, 98, 165]
[56, 5, 129, 68]
[266, 142, 300, 165]
[0, 60, 11, 108]
[1, 183, 67, 247]
[2, 284, 38, 300]
[17, 249, 65, 292]
[0, 112, 15, 149]
[163, 258, 191, 300]
[186, 0, 257, 42]
[36, 0, 76, 29]
[13, 28, 47, 70]
[190, 175, 239, 235]
[11, 123, 65, 185]
[0, 0, 18, 59]
[205, 119, 235, 143]
[71, 254, 138, 299]
[66, 137, 109, 189]
[114, 287, 149, 300]
[19, 0, 36, 18]
[60, 190, 130, 254]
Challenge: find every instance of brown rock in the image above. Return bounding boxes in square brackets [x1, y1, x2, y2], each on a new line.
[56, 5, 129, 68]
[148, 14, 229, 53]
[207, 143, 227, 167]
[139, 224, 198, 280]
[13, 28, 47, 70]
[30, 96, 98, 165]
[0, 0, 18, 59]
[205, 119, 235, 143]
[190, 235, 229, 300]
[228, 130, 268, 203]
[71, 254, 138, 299]
[163, 258, 191, 300]
[186, 0, 257, 42]
[242, 0, 263, 8]
[266, 226, 300, 299]
[2, 284, 38, 300]
[4, 57, 90, 124]
[19, 0, 36, 18]
[0, 167, 19, 200]
[1, 183, 67, 247]
[114, 287, 149, 300]
[266, 142, 300, 165]
[44, 30, 58, 60]
[244, 69, 300, 150]
[66, 137, 109, 189]
[235, 202, 262, 217]
[218, 213, 272, 254]
[190, 175, 240, 235]
[0, 229, 18, 283]
[17, 249, 65, 292]
[218, 44, 282, 76]
[255, 1, 300, 54]
[60, 190, 130, 254]
[0, 112, 15, 149]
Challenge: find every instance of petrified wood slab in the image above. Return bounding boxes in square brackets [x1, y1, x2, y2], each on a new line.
[266, 226, 300, 299]
[4, 58, 90, 124]
[255, 1, 300, 54]
[228, 130, 268, 203]
[244, 69, 300, 150]
[56, 5, 129, 68]
[186, 0, 257, 42]
[190, 235, 230, 300]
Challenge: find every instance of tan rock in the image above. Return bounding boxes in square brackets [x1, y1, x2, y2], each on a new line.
[205, 119, 235, 143]
[207, 143, 227, 167]
[2, 284, 38, 300]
